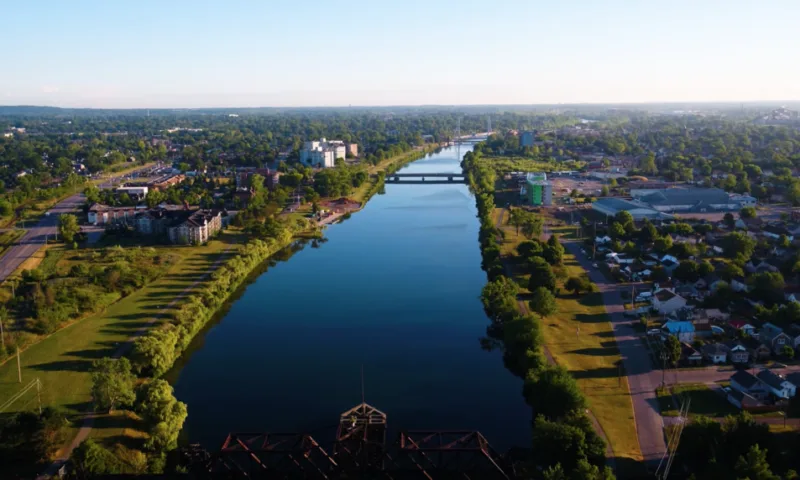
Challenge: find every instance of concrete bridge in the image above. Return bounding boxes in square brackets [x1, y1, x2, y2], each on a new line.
[385, 172, 467, 184]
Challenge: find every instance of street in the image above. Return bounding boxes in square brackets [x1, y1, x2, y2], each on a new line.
[0, 168, 150, 282]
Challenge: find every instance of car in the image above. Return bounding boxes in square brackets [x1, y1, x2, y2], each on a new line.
[592, 263, 598, 268]
[772, 363, 787, 369]
[647, 329, 662, 336]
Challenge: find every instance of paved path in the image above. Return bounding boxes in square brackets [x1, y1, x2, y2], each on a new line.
[564, 241, 666, 468]
[37, 246, 234, 479]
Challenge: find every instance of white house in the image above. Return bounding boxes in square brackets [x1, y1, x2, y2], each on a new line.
[702, 343, 729, 364]
[652, 289, 687, 315]
[755, 369, 797, 399]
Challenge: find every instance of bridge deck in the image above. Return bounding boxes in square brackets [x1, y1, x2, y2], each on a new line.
[389, 173, 465, 177]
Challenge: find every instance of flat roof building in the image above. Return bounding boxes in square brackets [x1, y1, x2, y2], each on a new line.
[592, 198, 674, 221]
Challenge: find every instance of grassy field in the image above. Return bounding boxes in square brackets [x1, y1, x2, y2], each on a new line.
[475, 155, 576, 174]
[493, 207, 642, 465]
[656, 384, 739, 417]
[0, 233, 240, 442]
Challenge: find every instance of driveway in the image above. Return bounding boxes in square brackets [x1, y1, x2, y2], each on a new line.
[565, 241, 667, 467]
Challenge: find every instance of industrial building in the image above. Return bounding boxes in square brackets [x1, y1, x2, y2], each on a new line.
[592, 198, 673, 220]
[525, 173, 552, 206]
[635, 188, 756, 213]
[300, 138, 356, 168]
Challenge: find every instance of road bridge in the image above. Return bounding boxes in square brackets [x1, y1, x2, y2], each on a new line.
[384, 172, 467, 184]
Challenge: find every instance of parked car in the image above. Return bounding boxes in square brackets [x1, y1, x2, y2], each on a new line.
[647, 329, 662, 336]
[635, 292, 653, 302]
[592, 263, 598, 268]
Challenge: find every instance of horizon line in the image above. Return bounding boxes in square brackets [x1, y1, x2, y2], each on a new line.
[1, 100, 799, 111]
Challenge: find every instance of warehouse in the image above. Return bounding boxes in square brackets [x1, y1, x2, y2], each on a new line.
[592, 198, 673, 220]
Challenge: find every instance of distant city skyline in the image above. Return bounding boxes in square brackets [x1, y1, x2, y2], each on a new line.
[2, 0, 799, 108]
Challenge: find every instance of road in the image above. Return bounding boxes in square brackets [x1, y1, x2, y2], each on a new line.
[0, 193, 85, 281]
[0, 169, 149, 282]
[564, 241, 667, 467]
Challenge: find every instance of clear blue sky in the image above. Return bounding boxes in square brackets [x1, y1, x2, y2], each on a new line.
[2, 0, 798, 108]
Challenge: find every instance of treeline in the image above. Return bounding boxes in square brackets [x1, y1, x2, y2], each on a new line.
[676, 412, 800, 479]
[131, 220, 301, 377]
[463, 149, 613, 479]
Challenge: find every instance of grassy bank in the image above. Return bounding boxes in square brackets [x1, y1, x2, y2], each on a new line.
[0, 234, 239, 419]
[492, 208, 642, 465]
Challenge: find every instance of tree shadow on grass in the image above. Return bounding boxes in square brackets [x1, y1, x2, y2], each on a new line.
[29, 359, 93, 372]
[569, 347, 618, 357]
[572, 366, 622, 380]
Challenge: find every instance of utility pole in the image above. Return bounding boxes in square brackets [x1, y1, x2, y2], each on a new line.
[36, 379, 42, 415]
[16, 347, 22, 383]
[660, 350, 668, 387]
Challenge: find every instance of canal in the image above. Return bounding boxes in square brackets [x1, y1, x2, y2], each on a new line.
[171, 145, 530, 451]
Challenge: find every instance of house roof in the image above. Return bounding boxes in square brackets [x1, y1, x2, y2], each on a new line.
[728, 389, 761, 407]
[760, 323, 785, 342]
[729, 320, 754, 330]
[756, 369, 791, 391]
[640, 188, 731, 207]
[702, 343, 730, 356]
[731, 370, 760, 390]
[655, 289, 679, 302]
[663, 321, 695, 334]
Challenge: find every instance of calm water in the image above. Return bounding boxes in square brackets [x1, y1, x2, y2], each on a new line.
[171, 145, 530, 451]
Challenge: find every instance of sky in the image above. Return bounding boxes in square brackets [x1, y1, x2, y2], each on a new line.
[2, 0, 799, 108]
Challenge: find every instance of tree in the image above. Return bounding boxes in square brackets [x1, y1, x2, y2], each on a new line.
[740, 206, 757, 219]
[722, 232, 756, 262]
[83, 184, 101, 204]
[734, 445, 778, 480]
[523, 366, 587, 419]
[609, 222, 626, 239]
[528, 257, 556, 292]
[650, 265, 669, 282]
[748, 272, 784, 306]
[90, 357, 135, 413]
[521, 212, 544, 240]
[639, 153, 656, 175]
[723, 212, 736, 229]
[698, 261, 715, 277]
[517, 240, 543, 258]
[673, 261, 700, 282]
[600, 186, 609, 196]
[664, 335, 681, 366]
[70, 439, 123, 476]
[480, 276, 519, 323]
[782, 344, 795, 360]
[135, 379, 189, 452]
[638, 219, 658, 243]
[614, 211, 634, 230]
[654, 235, 673, 253]
[530, 287, 558, 317]
[58, 214, 80, 243]
[565, 276, 596, 295]
[543, 235, 565, 265]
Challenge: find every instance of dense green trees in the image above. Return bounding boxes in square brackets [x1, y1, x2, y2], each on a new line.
[57, 213, 80, 243]
[135, 380, 188, 452]
[564, 276, 597, 295]
[722, 231, 756, 262]
[0, 408, 68, 476]
[530, 287, 558, 317]
[528, 257, 557, 292]
[90, 357, 136, 412]
[481, 277, 519, 323]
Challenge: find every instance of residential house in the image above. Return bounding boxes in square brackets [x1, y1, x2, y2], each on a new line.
[755, 369, 797, 399]
[787, 324, 800, 349]
[744, 337, 772, 361]
[730, 371, 770, 401]
[729, 320, 756, 336]
[697, 308, 729, 323]
[663, 321, 695, 343]
[727, 389, 763, 409]
[694, 323, 713, 338]
[762, 225, 793, 242]
[726, 341, 751, 364]
[652, 289, 688, 315]
[595, 235, 611, 244]
[702, 343, 729, 364]
[87, 203, 141, 226]
[682, 342, 703, 364]
[662, 258, 679, 274]
[760, 322, 791, 355]
[745, 259, 779, 274]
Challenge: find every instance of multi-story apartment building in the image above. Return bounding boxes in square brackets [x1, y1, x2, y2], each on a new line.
[299, 138, 353, 168]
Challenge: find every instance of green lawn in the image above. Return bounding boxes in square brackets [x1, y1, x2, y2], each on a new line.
[0, 234, 239, 430]
[656, 384, 739, 417]
[494, 208, 642, 465]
